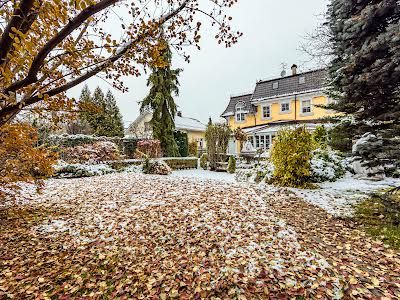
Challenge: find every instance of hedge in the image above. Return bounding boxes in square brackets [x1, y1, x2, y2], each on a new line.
[161, 157, 198, 170]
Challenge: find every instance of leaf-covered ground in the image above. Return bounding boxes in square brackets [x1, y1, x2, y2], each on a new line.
[0, 173, 399, 299]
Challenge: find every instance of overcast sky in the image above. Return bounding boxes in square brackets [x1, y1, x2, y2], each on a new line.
[68, 0, 329, 127]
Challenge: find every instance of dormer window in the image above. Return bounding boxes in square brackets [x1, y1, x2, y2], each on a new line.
[235, 102, 246, 122]
[272, 82, 279, 89]
[299, 76, 306, 84]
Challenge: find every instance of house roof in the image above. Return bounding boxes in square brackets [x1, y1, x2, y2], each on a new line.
[221, 93, 254, 117]
[221, 69, 328, 118]
[175, 116, 206, 132]
[251, 69, 328, 101]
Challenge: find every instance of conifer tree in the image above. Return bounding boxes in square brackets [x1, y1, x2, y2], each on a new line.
[103, 90, 124, 137]
[327, 0, 400, 123]
[80, 86, 124, 137]
[141, 40, 181, 157]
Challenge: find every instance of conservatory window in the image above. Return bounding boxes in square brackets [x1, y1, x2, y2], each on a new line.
[302, 100, 312, 114]
[235, 102, 246, 122]
[262, 105, 271, 119]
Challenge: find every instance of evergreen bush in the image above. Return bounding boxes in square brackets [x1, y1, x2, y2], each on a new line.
[270, 127, 314, 187]
[227, 156, 236, 174]
[174, 131, 188, 157]
[200, 153, 208, 170]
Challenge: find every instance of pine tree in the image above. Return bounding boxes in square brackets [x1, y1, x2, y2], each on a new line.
[327, 0, 400, 123]
[103, 90, 124, 137]
[141, 40, 181, 157]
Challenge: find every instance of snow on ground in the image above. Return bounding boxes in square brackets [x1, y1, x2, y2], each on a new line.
[288, 173, 400, 217]
[171, 169, 235, 182]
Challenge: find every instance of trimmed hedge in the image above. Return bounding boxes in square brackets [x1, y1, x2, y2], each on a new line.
[162, 157, 197, 170]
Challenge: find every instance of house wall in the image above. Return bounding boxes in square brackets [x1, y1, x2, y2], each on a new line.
[185, 130, 206, 149]
[228, 95, 334, 131]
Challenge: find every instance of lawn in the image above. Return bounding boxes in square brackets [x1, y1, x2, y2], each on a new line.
[1, 173, 399, 299]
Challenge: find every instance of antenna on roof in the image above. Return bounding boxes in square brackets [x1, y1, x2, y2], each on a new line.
[280, 62, 287, 77]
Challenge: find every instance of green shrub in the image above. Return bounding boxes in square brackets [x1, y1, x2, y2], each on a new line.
[270, 126, 314, 188]
[312, 125, 328, 149]
[143, 156, 151, 174]
[227, 156, 236, 173]
[162, 158, 197, 170]
[188, 141, 198, 157]
[174, 131, 189, 157]
[200, 153, 208, 170]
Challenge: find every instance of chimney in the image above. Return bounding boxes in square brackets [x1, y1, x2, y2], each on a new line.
[177, 111, 182, 117]
[291, 64, 298, 76]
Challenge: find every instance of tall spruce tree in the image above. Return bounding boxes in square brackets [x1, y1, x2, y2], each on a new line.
[141, 40, 181, 157]
[327, 0, 400, 123]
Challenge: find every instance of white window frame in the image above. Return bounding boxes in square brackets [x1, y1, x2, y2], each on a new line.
[280, 101, 291, 114]
[300, 99, 313, 116]
[235, 102, 246, 123]
[252, 134, 272, 151]
[299, 76, 306, 84]
[272, 82, 279, 89]
[261, 104, 271, 120]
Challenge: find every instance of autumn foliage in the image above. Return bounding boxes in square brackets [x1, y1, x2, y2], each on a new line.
[0, 123, 57, 202]
[135, 139, 162, 158]
[61, 141, 120, 164]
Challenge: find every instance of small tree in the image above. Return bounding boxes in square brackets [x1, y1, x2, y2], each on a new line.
[174, 131, 188, 157]
[270, 126, 314, 187]
[227, 156, 236, 174]
[200, 153, 208, 170]
[188, 141, 198, 157]
[233, 128, 247, 151]
[0, 123, 57, 202]
[205, 123, 231, 171]
[312, 125, 328, 149]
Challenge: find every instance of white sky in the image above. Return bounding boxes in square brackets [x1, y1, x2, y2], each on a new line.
[68, 0, 329, 127]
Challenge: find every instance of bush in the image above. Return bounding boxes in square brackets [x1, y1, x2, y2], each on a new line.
[235, 161, 274, 183]
[54, 161, 115, 178]
[188, 141, 198, 157]
[200, 153, 208, 170]
[136, 139, 161, 158]
[62, 141, 120, 164]
[162, 158, 197, 170]
[0, 123, 57, 202]
[227, 156, 236, 174]
[174, 131, 188, 157]
[143, 159, 172, 175]
[270, 126, 314, 187]
[310, 148, 346, 182]
[205, 123, 231, 170]
[312, 125, 328, 149]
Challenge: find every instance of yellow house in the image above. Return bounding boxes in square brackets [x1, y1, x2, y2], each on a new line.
[126, 109, 206, 150]
[221, 66, 336, 154]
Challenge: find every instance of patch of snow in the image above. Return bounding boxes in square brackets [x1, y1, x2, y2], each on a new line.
[171, 169, 235, 183]
[289, 173, 400, 217]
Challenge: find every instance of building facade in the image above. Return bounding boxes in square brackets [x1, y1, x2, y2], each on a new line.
[126, 110, 206, 150]
[221, 66, 336, 154]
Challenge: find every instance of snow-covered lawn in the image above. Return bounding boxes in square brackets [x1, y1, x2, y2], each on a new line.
[288, 174, 400, 217]
[171, 169, 235, 182]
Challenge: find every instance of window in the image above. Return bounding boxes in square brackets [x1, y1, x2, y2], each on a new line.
[253, 134, 272, 151]
[302, 100, 312, 114]
[272, 82, 279, 89]
[299, 76, 306, 84]
[281, 102, 290, 112]
[235, 102, 246, 122]
[262, 105, 271, 119]
[144, 122, 151, 131]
